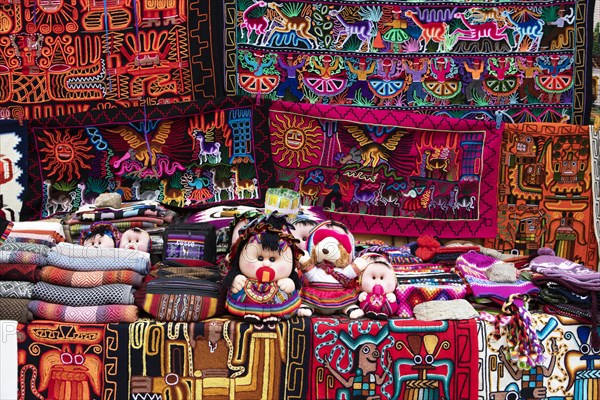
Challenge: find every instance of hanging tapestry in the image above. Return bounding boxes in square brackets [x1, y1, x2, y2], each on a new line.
[477, 313, 597, 400]
[22, 97, 274, 221]
[0, 120, 27, 221]
[309, 318, 478, 400]
[0, 0, 223, 120]
[593, 123, 600, 268]
[225, 0, 594, 124]
[268, 101, 502, 238]
[484, 122, 599, 269]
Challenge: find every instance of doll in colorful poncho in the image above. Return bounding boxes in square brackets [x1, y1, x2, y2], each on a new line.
[223, 214, 303, 323]
[297, 220, 366, 318]
[357, 253, 398, 320]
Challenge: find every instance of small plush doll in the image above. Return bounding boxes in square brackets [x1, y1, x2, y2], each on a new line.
[80, 222, 121, 248]
[119, 227, 151, 252]
[290, 217, 319, 251]
[223, 214, 303, 323]
[357, 253, 398, 320]
[297, 220, 366, 318]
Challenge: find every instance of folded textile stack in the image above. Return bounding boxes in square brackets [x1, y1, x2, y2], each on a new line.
[0, 221, 63, 322]
[529, 247, 600, 347]
[27, 242, 151, 323]
[359, 244, 467, 318]
[63, 201, 176, 245]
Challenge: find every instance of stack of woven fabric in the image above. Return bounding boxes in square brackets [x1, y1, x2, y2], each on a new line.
[28, 242, 151, 323]
[528, 247, 600, 347]
[358, 243, 468, 318]
[0, 220, 65, 322]
[63, 200, 176, 244]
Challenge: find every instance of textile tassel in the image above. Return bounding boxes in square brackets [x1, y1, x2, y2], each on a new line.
[480, 295, 545, 369]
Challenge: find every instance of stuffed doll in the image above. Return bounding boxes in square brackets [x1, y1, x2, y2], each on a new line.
[297, 220, 366, 318]
[290, 217, 319, 251]
[80, 222, 121, 248]
[119, 227, 151, 252]
[223, 214, 303, 323]
[357, 253, 398, 320]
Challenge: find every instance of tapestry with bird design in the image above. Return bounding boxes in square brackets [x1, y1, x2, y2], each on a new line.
[226, 0, 594, 125]
[21, 97, 275, 221]
[269, 100, 502, 237]
[0, 0, 223, 121]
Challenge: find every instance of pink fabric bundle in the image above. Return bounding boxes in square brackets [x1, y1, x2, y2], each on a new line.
[28, 300, 138, 323]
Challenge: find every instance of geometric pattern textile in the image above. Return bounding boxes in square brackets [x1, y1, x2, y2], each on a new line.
[484, 122, 599, 270]
[269, 100, 502, 237]
[225, 0, 595, 124]
[0, 0, 224, 120]
[0, 120, 28, 221]
[308, 318, 478, 400]
[13, 315, 592, 399]
[22, 97, 275, 220]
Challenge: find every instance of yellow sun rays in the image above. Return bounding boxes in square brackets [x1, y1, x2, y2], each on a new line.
[271, 113, 322, 168]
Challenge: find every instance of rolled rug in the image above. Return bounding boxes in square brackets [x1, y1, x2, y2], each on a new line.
[28, 300, 138, 323]
[33, 282, 135, 307]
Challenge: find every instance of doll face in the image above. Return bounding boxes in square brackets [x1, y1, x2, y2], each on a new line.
[83, 233, 115, 248]
[230, 218, 249, 247]
[361, 262, 396, 294]
[119, 229, 150, 252]
[238, 237, 293, 283]
[291, 222, 315, 251]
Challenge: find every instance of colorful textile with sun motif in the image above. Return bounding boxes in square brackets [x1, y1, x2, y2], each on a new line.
[22, 97, 274, 220]
[0, 0, 223, 120]
[309, 318, 478, 400]
[225, 0, 594, 124]
[269, 101, 502, 238]
[484, 122, 599, 270]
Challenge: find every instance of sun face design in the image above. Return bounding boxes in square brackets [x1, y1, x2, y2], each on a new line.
[270, 113, 322, 168]
[37, 129, 94, 181]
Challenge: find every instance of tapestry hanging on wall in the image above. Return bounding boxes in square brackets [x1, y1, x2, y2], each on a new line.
[22, 97, 274, 221]
[484, 122, 599, 269]
[225, 0, 594, 124]
[268, 100, 502, 238]
[0, 0, 223, 120]
[0, 120, 27, 221]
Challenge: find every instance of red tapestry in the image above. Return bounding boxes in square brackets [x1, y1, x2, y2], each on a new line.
[268, 100, 502, 238]
[485, 122, 599, 269]
[0, 0, 223, 120]
[309, 318, 478, 400]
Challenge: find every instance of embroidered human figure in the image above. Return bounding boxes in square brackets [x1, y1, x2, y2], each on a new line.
[404, 58, 429, 104]
[346, 58, 376, 101]
[463, 59, 485, 103]
[277, 54, 306, 100]
[382, 7, 410, 52]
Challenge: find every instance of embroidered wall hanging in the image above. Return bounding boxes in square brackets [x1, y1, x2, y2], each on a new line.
[22, 97, 274, 220]
[0, 120, 27, 221]
[484, 122, 599, 269]
[309, 318, 478, 400]
[269, 100, 502, 238]
[478, 313, 595, 400]
[0, 0, 223, 120]
[225, 0, 594, 124]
